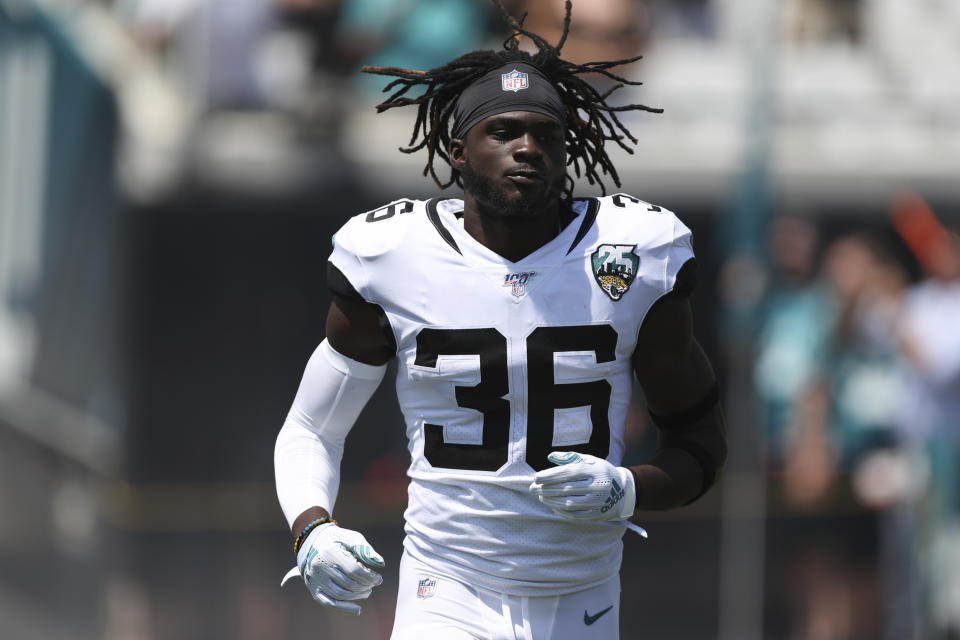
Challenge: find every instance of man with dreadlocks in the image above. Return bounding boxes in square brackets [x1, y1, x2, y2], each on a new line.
[275, 2, 726, 637]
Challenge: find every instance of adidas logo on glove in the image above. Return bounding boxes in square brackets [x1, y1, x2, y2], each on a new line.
[600, 480, 625, 513]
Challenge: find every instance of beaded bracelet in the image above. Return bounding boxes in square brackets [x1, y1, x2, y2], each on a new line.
[293, 516, 337, 553]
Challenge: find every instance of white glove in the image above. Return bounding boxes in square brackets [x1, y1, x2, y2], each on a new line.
[281, 523, 384, 615]
[529, 451, 636, 521]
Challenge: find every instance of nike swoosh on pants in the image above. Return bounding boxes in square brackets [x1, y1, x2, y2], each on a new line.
[584, 605, 614, 625]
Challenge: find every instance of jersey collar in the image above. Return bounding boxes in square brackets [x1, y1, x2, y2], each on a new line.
[424, 197, 600, 262]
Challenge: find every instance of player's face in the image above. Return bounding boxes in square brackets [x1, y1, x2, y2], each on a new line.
[454, 111, 566, 218]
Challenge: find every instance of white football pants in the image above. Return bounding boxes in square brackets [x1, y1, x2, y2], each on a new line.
[391, 551, 621, 640]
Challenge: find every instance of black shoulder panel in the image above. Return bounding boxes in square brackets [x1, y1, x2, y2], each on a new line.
[566, 198, 600, 255]
[672, 258, 698, 297]
[325, 262, 397, 355]
[326, 262, 365, 302]
[426, 198, 462, 255]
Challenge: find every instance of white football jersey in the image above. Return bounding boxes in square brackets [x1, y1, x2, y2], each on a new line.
[328, 194, 694, 596]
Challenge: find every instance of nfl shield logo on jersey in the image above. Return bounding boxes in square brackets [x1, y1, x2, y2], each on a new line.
[503, 271, 537, 298]
[417, 576, 437, 599]
[501, 69, 529, 92]
[591, 244, 639, 301]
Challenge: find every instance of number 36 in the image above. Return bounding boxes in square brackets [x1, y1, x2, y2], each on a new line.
[414, 325, 617, 472]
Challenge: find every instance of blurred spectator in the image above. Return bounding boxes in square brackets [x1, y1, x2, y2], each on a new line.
[120, 0, 280, 109]
[272, 0, 349, 77]
[759, 226, 908, 503]
[897, 229, 960, 450]
[757, 221, 914, 639]
[518, 0, 649, 66]
[781, 0, 862, 44]
[753, 215, 836, 639]
[821, 232, 906, 473]
[644, 0, 714, 40]
[334, 0, 496, 94]
[896, 228, 960, 636]
[753, 215, 832, 471]
[816, 232, 913, 640]
[120, 0, 351, 120]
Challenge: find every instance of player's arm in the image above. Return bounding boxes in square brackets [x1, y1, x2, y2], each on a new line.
[287, 295, 395, 535]
[274, 294, 394, 613]
[327, 294, 396, 367]
[529, 292, 727, 521]
[629, 293, 727, 510]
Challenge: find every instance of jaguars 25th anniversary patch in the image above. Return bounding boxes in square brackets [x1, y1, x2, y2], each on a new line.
[591, 244, 639, 301]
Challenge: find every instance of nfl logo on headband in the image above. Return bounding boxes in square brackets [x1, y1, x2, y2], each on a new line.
[501, 69, 529, 92]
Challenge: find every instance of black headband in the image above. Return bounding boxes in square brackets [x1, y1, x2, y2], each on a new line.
[451, 62, 565, 140]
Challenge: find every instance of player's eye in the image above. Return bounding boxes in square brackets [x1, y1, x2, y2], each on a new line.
[537, 125, 564, 142]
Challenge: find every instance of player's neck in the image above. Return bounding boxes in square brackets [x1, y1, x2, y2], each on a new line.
[461, 196, 564, 263]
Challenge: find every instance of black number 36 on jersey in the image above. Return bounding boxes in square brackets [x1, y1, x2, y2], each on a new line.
[415, 324, 617, 472]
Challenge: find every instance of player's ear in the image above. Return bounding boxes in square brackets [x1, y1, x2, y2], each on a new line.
[449, 138, 466, 170]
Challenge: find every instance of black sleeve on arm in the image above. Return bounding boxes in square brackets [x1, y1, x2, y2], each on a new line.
[325, 261, 398, 356]
[327, 262, 365, 302]
[648, 382, 726, 504]
[670, 258, 698, 298]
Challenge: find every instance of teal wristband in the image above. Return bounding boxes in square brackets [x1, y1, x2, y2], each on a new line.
[293, 516, 337, 553]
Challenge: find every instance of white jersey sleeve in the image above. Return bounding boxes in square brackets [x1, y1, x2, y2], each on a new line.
[618, 194, 696, 319]
[328, 198, 417, 306]
[274, 340, 387, 528]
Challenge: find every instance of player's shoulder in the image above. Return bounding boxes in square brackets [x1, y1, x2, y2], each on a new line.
[587, 193, 690, 244]
[591, 193, 679, 222]
[333, 197, 430, 258]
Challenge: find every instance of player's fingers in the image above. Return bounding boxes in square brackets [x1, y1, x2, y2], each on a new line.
[323, 558, 382, 592]
[330, 584, 375, 601]
[547, 451, 586, 465]
[546, 502, 597, 517]
[311, 589, 363, 615]
[349, 543, 385, 570]
[332, 544, 384, 586]
[531, 481, 592, 497]
[303, 563, 354, 597]
[334, 564, 383, 590]
[315, 574, 361, 600]
[539, 495, 595, 511]
[305, 553, 377, 593]
[334, 533, 385, 569]
[532, 464, 590, 484]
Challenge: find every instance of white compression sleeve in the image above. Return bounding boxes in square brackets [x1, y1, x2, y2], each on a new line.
[274, 339, 387, 529]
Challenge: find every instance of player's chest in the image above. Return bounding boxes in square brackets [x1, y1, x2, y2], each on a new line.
[386, 249, 651, 329]
[390, 260, 644, 389]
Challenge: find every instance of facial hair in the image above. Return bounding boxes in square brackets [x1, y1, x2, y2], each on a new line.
[460, 160, 561, 219]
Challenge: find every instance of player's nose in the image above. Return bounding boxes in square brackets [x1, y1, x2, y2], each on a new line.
[513, 132, 543, 160]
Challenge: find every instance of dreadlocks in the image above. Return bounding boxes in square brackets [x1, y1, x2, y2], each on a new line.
[361, 0, 662, 200]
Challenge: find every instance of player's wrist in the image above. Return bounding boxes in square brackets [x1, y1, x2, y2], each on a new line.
[530, 452, 639, 521]
[615, 465, 637, 519]
[291, 507, 332, 540]
[294, 516, 337, 554]
[627, 466, 642, 514]
[296, 521, 339, 568]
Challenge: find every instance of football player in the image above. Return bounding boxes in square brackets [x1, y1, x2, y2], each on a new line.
[275, 1, 727, 637]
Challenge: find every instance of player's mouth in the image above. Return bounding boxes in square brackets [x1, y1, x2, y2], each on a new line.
[505, 169, 544, 186]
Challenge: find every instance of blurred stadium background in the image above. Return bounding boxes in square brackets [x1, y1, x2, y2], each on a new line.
[2, 0, 959, 638]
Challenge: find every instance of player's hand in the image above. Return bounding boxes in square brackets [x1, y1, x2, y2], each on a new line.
[529, 451, 636, 521]
[281, 523, 385, 615]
